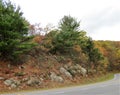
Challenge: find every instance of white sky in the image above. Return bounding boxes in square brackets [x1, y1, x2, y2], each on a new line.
[10, 0, 120, 41]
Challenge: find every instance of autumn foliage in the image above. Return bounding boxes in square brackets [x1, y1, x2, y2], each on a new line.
[0, 0, 119, 73]
[94, 41, 120, 71]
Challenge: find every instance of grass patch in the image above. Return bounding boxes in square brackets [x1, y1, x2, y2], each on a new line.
[80, 73, 114, 85]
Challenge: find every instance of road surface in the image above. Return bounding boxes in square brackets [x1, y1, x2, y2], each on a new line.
[3, 74, 120, 95]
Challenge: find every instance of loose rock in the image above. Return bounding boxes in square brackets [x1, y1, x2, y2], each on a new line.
[4, 78, 20, 88]
[0, 77, 4, 80]
[60, 67, 72, 79]
[27, 78, 41, 86]
[50, 72, 64, 82]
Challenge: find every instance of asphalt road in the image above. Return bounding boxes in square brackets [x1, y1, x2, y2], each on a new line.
[3, 74, 120, 95]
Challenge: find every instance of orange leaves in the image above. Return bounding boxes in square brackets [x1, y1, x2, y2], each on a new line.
[33, 35, 44, 44]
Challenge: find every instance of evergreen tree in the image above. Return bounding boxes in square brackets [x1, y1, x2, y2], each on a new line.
[0, 0, 35, 61]
[83, 38, 104, 70]
[52, 15, 88, 53]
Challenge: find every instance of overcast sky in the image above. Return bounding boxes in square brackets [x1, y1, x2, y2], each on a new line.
[10, 0, 120, 41]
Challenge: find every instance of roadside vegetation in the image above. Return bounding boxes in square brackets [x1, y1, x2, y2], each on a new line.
[0, 0, 119, 92]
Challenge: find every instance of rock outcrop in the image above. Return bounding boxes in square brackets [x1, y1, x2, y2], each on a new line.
[27, 78, 41, 86]
[64, 64, 87, 77]
[60, 67, 72, 79]
[4, 78, 20, 88]
[50, 72, 64, 82]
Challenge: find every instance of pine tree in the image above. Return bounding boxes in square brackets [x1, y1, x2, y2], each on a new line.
[52, 15, 87, 53]
[0, 0, 35, 61]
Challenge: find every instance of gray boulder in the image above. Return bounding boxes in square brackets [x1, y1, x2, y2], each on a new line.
[77, 70, 81, 73]
[64, 71, 72, 78]
[64, 65, 69, 70]
[60, 67, 72, 79]
[60, 67, 67, 74]
[4, 79, 13, 86]
[11, 84, 17, 88]
[75, 64, 82, 70]
[27, 78, 41, 86]
[50, 72, 64, 82]
[69, 69, 77, 75]
[55, 76, 64, 82]
[22, 77, 29, 82]
[80, 67, 87, 76]
[66, 64, 87, 77]
[4, 78, 20, 88]
[50, 72, 56, 81]
[74, 64, 87, 76]
[0, 77, 4, 80]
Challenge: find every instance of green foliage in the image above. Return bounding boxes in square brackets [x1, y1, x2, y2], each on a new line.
[59, 15, 80, 32]
[83, 38, 104, 70]
[0, 0, 35, 61]
[43, 30, 58, 49]
[51, 15, 88, 53]
[44, 15, 104, 72]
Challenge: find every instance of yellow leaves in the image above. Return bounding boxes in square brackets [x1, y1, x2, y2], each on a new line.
[116, 49, 120, 57]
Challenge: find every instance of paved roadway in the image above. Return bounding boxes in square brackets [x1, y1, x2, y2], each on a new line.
[3, 74, 120, 95]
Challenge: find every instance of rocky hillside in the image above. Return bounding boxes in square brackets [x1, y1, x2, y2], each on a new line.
[0, 40, 120, 92]
[0, 1, 119, 92]
[0, 49, 89, 92]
